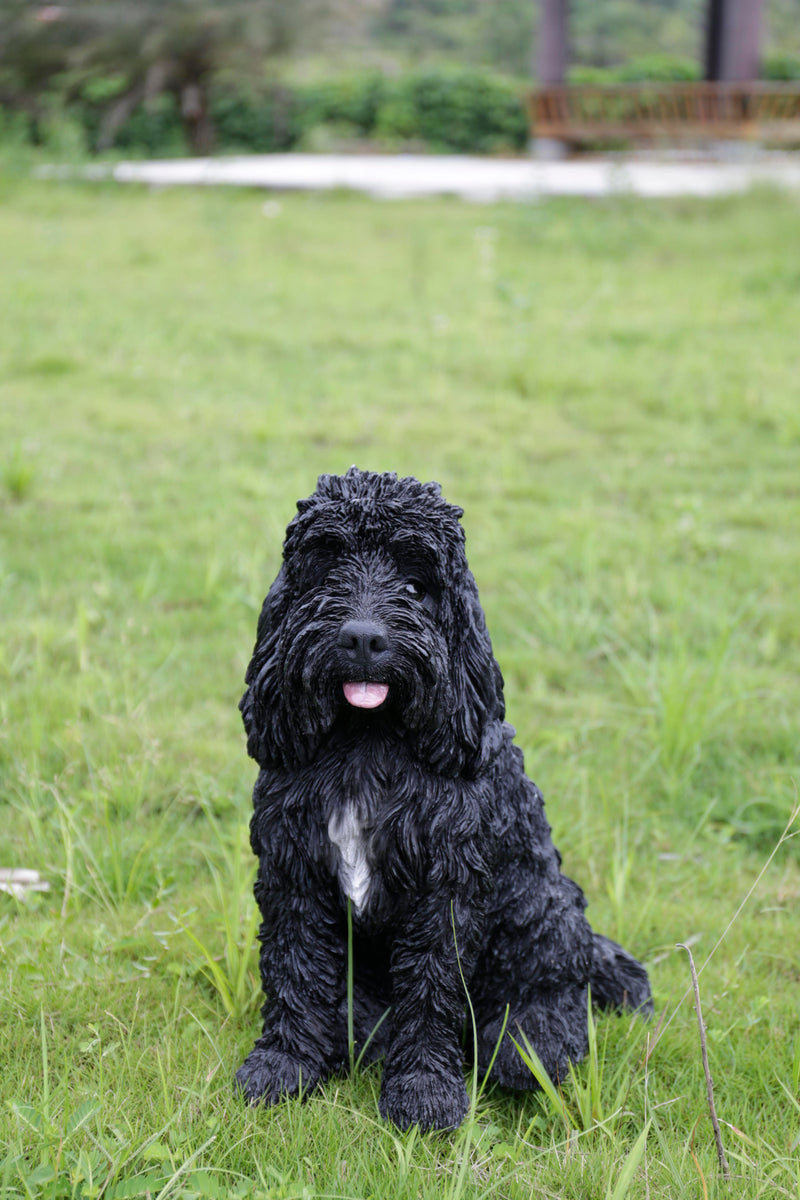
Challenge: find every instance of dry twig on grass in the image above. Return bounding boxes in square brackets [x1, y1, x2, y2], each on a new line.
[678, 942, 731, 1184]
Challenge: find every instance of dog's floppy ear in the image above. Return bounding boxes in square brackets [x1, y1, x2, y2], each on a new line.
[446, 565, 506, 777]
[239, 565, 293, 767]
[418, 557, 505, 780]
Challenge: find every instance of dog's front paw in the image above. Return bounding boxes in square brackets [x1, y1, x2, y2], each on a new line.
[235, 1046, 320, 1106]
[379, 1068, 470, 1132]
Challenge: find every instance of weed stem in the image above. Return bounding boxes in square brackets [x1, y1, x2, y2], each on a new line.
[677, 943, 731, 1184]
[347, 897, 355, 1074]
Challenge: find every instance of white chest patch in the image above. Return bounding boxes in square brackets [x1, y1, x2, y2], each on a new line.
[328, 806, 371, 913]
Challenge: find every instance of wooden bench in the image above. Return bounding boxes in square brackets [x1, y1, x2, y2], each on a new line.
[528, 82, 800, 147]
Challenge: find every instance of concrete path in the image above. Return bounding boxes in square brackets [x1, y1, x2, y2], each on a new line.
[93, 152, 800, 200]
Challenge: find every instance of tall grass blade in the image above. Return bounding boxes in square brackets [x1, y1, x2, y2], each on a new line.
[605, 1121, 650, 1200]
[347, 896, 355, 1074]
[180, 925, 235, 1017]
[511, 1030, 573, 1132]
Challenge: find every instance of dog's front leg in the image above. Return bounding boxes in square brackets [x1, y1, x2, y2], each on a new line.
[236, 860, 344, 1107]
[379, 893, 479, 1132]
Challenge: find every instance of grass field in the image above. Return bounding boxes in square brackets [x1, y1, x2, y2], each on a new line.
[1, 175, 799, 1199]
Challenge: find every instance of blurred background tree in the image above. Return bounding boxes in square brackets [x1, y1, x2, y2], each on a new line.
[0, 0, 378, 152]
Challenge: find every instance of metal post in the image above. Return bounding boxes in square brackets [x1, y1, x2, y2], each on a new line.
[704, 0, 764, 158]
[536, 0, 568, 85]
[705, 0, 764, 81]
[719, 0, 764, 81]
[532, 0, 569, 158]
[704, 0, 725, 80]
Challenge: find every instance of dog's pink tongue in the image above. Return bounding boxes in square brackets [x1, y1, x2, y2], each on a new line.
[343, 682, 389, 710]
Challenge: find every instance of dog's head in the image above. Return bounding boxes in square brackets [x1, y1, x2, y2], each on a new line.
[240, 468, 505, 778]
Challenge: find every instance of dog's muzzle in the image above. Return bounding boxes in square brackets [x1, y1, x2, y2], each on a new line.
[338, 619, 390, 710]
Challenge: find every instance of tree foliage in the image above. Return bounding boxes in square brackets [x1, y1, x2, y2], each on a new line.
[0, 0, 374, 151]
[370, 0, 800, 78]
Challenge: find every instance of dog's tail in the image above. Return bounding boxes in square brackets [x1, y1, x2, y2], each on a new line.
[590, 933, 653, 1017]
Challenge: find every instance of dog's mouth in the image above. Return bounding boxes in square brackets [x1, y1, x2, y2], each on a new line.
[342, 681, 389, 710]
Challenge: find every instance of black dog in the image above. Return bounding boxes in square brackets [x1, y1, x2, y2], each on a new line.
[235, 468, 651, 1131]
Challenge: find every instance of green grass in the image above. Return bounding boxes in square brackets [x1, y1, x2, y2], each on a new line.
[1, 176, 799, 1198]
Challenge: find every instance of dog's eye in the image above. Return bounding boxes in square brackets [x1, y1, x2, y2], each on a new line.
[403, 580, 426, 601]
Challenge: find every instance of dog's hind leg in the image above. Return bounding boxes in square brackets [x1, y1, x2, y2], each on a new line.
[469, 931, 652, 1090]
[471, 983, 590, 1091]
[468, 863, 596, 1090]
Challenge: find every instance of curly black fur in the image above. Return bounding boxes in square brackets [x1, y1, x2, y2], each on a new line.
[235, 467, 652, 1131]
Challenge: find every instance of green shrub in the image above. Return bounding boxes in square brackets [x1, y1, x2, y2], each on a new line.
[38, 108, 88, 159]
[616, 54, 701, 83]
[211, 87, 299, 152]
[80, 75, 128, 104]
[4, 66, 529, 157]
[112, 93, 186, 156]
[76, 90, 186, 156]
[375, 68, 528, 153]
[217, 68, 525, 156]
[569, 57, 700, 85]
[294, 68, 527, 155]
[568, 66, 617, 85]
[300, 72, 388, 134]
[373, 85, 419, 143]
[762, 53, 800, 81]
[0, 106, 34, 162]
[570, 54, 800, 87]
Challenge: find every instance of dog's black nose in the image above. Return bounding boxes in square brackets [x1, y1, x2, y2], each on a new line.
[338, 619, 389, 665]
